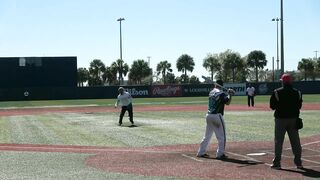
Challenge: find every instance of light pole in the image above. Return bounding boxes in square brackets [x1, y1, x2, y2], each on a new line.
[280, 0, 284, 75]
[315, 50, 318, 60]
[272, 18, 280, 72]
[117, 17, 125, 85]
[117, 18, 125, 61]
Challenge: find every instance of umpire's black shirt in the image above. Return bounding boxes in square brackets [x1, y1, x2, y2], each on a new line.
[270, 85, 302, 118]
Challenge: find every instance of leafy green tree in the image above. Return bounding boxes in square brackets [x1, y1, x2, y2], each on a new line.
[178, 74, 190, 84]
[316, 59, 320, 79]
[223, 52, 244, 82]
[176, 54, 195, 83]
[203, 53, 221, 81]
[247, 50, 267, 82]
[88, 59, 106, 86]
[77, 67, 89, 87]
[298, 58, 315, 81]
[128, 59, 151, 84]
[165, 72, 176, 84]
[189, 75, 200, 84]
[156, 60, 173, 84]
[111, 59, 129, 85]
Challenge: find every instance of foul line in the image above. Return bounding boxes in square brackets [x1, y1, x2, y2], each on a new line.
[266, 151, 320, 165]
[227, 151, 263, 163]
[301, 140, 320, 147]
[284, 140, 320, 151]
[304, 147, 320, 153]
[181, 154, 204, 162]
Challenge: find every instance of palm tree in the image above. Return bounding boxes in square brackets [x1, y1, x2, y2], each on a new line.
[88, 59, 106, 86]
[156, 61, 172, 84]
[104, 66, 118, 85]
[111, 59, 129, 85]
[203, 53, 221, 81]
[298, 58, 315, 81]
[247, 50, 267, 82]
[223, 52, 243, 82]
[128, 59, 151, 84]
[77, 67, 89, 87]
[176, 54, 195, 83]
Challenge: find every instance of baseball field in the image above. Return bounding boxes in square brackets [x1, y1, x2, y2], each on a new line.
[0, 95, 319, 180]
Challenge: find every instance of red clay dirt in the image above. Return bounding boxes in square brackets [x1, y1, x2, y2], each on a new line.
[0, 103, 319, 117]
[0, 135, 319, 179]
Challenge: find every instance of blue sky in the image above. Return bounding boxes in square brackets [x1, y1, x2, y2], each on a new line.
[0, 0, 319, 80]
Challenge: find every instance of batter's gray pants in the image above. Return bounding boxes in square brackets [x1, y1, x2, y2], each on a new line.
[197, 113, 226, 157]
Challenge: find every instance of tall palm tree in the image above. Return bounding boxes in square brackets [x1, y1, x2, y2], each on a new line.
[203, 53, 221, 81]
[298, 58, 315, 81]
[88, 59, 106, 86]
[111, 59, 129, 85]
[77, 67, 89, 87]
[104, 66, 118, 85]
[128, 59, 151, 84]
[224, 52, 243, 82]
[247, 50, 267, 82]
[176, 54, 195, 83]
[156, 60, 172, 84]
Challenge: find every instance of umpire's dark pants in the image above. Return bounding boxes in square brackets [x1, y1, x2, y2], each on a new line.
[247, 95, 254, 107]
[119, 103, 134, 124]
[273, 118, 302, 166]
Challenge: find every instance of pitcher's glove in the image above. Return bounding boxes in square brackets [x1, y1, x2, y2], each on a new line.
[227, 88, 235, 96]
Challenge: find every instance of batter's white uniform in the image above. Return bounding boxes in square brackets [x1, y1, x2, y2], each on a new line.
[197, 88, 230, 158]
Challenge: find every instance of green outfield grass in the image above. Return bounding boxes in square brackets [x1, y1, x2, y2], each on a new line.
[0, 96, 319, 180]
[0, 94, 319, 108]
[0, 111, 319, 146]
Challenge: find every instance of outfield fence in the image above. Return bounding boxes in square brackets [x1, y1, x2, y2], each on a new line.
[0, 81, 319, 101]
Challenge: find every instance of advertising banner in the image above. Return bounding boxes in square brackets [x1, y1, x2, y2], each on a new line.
[126, 86, 150, 97]
[224, 83, 246, 96]
[183, 83, 246, 96]
[151, 85, 182, 97]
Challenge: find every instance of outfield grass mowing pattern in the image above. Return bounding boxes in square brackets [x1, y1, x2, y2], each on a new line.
[0, 96, 319, 180]
[1, 110, 319, 147]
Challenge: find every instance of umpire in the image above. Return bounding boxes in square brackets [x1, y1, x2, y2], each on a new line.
[115, 87, 134, 126]
[269, 73, 303, 169]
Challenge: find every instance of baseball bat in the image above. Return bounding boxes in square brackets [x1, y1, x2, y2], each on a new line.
[201, 76, 234, 95]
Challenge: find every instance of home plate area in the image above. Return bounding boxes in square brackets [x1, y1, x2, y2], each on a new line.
[86, 135, 320, 179]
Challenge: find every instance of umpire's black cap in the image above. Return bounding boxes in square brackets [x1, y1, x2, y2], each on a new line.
[216, 80, 224, 86]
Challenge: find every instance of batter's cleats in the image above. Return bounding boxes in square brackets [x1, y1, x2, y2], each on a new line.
[270, 164, 281, 170]
[118, 123, 122, 126]
[197, 154, 210, 158]
[216, 154, 228, 160]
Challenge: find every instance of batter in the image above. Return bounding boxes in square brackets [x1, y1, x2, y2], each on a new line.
[197, 80, 234, 159]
